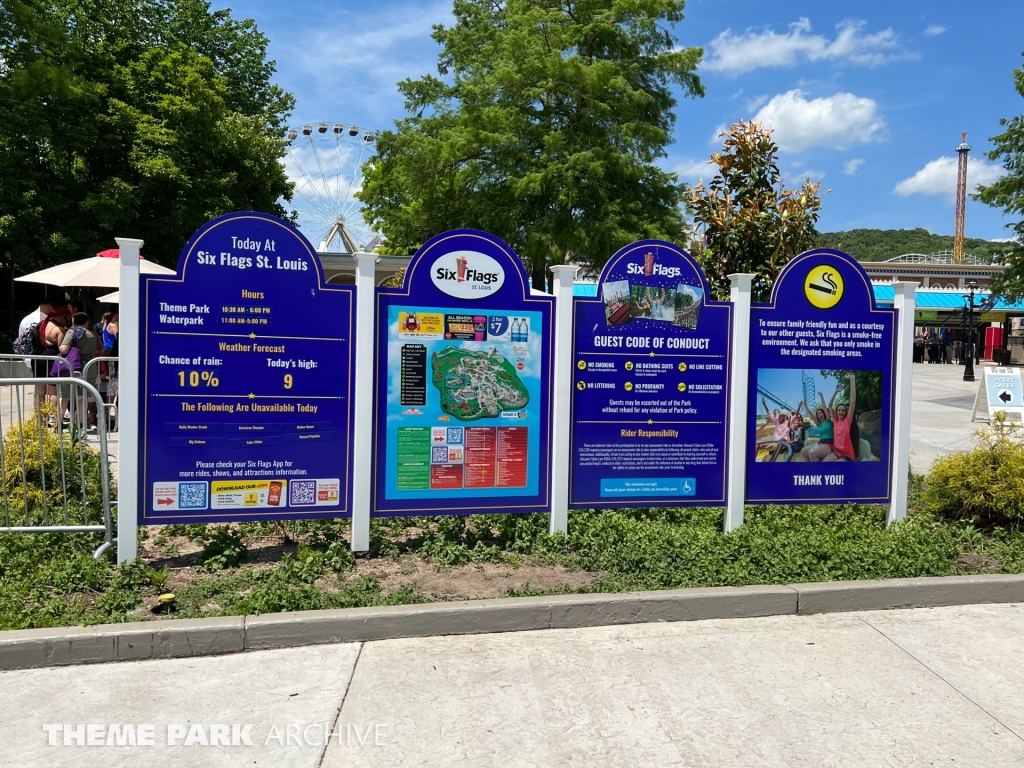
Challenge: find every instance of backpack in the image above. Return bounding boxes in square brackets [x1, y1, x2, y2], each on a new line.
[13, 323, 43, 356]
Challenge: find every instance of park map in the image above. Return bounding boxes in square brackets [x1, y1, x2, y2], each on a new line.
[431, 346, 530, 420]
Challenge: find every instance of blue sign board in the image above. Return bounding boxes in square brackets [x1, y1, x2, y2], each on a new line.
[139, 212, 355, 524]
[746, 249, 896, 503]
[373, 230, 554, 515]
[569, 241, 732, 507]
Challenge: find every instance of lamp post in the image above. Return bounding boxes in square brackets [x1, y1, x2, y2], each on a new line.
[963, 280, 978, 382]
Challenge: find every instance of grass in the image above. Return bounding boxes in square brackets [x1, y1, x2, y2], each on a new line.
[3, 475, 1024, 630]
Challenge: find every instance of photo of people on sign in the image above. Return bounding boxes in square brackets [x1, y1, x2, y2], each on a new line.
[630, 285, 677, 322]
[754, 368, 884, 464]
[603, 279, 632, 325]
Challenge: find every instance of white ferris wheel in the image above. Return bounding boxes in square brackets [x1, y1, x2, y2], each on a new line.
[284, 121, 379, 253]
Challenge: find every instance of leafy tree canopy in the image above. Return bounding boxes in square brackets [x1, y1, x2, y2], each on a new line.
[0, 0, 294, 272]
[816, 228, 1010, 264]
[689, 121, 823, 301]
[976, 53, 1024, 300]
[357, 0, 705, 289]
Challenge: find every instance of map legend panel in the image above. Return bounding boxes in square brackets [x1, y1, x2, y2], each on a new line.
[400, 344, 427, 406]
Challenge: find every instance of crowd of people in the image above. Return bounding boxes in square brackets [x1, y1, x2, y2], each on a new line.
[16, 300, 118, 430]
[912, 329, 970, 364]
[758, 374, 859, 463]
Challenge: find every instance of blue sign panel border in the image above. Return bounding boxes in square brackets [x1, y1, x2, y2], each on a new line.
[372, 229, 555, 516]
[138, 211, 356, 524]
[745, 249, 897, 504]
[569, 240, 733, 508]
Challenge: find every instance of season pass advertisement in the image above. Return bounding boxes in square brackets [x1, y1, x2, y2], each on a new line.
[139, 212, 355, 524]
[746, 249, 896, 504]
[570, 241, 732, 507]
[374, 230, 554, 515]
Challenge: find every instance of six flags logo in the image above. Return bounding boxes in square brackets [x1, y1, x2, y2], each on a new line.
[626, 252, 681, 279]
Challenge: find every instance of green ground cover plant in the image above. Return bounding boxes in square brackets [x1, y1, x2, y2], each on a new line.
[3, 418, 1022, 630]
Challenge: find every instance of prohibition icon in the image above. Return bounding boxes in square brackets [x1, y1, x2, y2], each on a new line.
[625, 361, 634, 371]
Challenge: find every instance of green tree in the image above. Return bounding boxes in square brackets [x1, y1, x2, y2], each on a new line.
[816, 228, 1009, 263]
[976, 53, 1024, 300]
[689, 121, 824, 301]
[357, 0, 705, 289]
[0, 0, 293, 282]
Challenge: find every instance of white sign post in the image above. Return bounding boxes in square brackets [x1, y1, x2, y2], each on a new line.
[724, 273, 753, 533]
[116, 237, 144, 563]
[350, 252, 377, 552]
[549, 264, 578, 535]
[887, 282, 916, 525]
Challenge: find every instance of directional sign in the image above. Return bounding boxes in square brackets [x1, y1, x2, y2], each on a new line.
[975, 367, 1024, 422]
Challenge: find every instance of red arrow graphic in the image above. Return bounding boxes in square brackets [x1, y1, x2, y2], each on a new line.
[156, 497, 175, 506]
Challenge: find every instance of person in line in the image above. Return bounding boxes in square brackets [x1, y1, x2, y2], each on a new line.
[941, 328, 952, 364]
[41, 309, 71, 426]
[18, 301, 54, 404]
[823, 373, 858, 462]
[801, 389, 839, 461]
[102, 313, 119, 420]
[913, 333, 924, 363]
[59, 313, 100, 430]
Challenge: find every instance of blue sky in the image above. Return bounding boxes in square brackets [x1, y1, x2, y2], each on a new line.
[229, 0, 1024, 241]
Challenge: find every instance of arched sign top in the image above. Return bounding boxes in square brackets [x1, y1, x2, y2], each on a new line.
[171, 211, 332, 291]
[762, 248, 879, 313]
[138, 210, 356, 525]
[597, 239, 714, 305]
[391, 229, 536, 302]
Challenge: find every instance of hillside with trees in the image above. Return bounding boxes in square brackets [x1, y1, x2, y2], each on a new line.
[816, 229, 1011, 263]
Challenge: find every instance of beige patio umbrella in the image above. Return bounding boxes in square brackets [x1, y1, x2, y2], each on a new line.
[97, 290, 119, 303]
[14, 249, 174, 288]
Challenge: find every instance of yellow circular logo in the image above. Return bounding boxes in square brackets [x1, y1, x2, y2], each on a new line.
[677, 382, 687, 392]
[677, 362, 687, 372]
[577, 360, 586, 370]
[576, 381, 586, 390]
[624, 382, 633, 392]
[625, 361, 634, 371]
[804, 265, 844, 309]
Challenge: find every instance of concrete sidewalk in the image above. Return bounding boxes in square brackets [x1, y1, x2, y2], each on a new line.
[2, 602, 1022, 767]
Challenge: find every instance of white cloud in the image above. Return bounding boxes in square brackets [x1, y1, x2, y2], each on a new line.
[746, 94, 770, 112]
[894, 156, 1005, 203]
[282, 2, 451, 119]
[923, 25, 947, 36]
[843, 158, 865, 175]
[672, 159, 713, 184]
[703, 18, 913, 76]
[752, 90, 886, 152]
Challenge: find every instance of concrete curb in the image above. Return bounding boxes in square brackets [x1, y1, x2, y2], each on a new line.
[1, 574, 1021, 670]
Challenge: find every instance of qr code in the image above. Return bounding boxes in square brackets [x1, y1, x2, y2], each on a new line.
[446, 428, 464, 445]
[289, 480, 317, 506]
[179, 482, 208, 510]
[431, 446, 449, 464]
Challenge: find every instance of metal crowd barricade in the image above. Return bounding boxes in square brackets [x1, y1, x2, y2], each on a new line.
[79, 356, 118, 433]
[0, 372, 115, 558]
